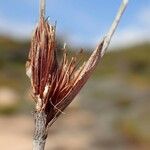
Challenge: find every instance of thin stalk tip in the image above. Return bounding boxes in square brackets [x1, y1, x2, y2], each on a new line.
[40, 0, 46, 19]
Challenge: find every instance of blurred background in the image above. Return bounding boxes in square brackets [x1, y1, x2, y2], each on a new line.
[0, 0, 149, 150]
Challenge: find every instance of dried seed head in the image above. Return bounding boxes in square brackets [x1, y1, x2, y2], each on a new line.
[26, 16, 104, 125]
[26, 0, 128, 126]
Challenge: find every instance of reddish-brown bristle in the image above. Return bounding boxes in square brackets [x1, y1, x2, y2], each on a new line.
[26, 15, 104, 126]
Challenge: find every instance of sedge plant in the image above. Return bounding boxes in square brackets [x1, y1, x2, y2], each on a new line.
[26, 0, 129, 149]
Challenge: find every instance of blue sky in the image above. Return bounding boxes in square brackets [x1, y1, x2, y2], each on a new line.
[0, 0, 150, 48]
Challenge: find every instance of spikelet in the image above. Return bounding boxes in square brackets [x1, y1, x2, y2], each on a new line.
[26, 0, 128, 126]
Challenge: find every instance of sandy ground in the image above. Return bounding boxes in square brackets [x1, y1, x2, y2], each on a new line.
[0, 115, 33, 150]
[0, 112, 150, 150]
[0, 111, 95, 150]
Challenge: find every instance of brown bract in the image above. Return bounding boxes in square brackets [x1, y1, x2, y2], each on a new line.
[26, 1, 128, 149]
[26, 16, 104, 125]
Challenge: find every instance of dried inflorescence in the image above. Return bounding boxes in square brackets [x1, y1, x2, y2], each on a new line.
[26, 1, 128, 149]
[26, 16, 104, 125]
[26, 0, 128, 127]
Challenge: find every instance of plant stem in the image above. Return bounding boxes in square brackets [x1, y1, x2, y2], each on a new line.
[100, 0, 129, 57]
[33, 111, 48, 150]
[33, 1, 47, 150]
[40, 0, 46, 18]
